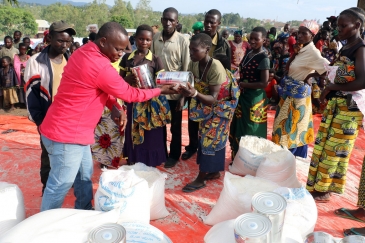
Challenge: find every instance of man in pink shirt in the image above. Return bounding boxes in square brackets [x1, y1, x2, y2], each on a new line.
[39, 22, 175, 211]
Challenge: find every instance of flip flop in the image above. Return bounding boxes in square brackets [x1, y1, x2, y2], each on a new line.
[205, 172, 220, 181]
[182, 183, 206, 193]
[344, 228, 365, 236]
[335, 208, 365, 223]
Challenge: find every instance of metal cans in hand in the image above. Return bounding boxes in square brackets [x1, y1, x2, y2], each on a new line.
[251, 192, 287, 243]
[88, 223, 126, 243]
[234, 213, 272, 243]
[156, 71, 194, 87]
[131, 64, 155, 89]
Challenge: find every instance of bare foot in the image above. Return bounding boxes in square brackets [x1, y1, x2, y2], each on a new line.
[310, 191, 331, 202]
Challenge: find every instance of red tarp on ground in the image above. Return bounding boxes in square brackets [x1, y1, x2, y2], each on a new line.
[0, 110, 364, 242]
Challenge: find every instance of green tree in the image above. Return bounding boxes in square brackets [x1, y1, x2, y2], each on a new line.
[242, 18, 262, 32]
[80, 0, 110, 36]
[0, 6, 37, 36]
[134, 0, 153, 26]
[111, 15, 134, 28]
[126, 1, 135, 25]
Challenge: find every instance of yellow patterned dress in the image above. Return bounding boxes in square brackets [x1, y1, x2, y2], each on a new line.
[306, 41, 365, 194]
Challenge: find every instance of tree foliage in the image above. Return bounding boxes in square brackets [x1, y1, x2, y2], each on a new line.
[0, 6, 37, 36]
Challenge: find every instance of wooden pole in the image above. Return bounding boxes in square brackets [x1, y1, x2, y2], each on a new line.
[358, 0, 365, 11]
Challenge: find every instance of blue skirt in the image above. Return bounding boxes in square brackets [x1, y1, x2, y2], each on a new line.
[197, 143, 226, 173]
[289, 145, 308, 158]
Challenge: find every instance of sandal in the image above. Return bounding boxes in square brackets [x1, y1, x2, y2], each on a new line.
[182, 183, 206, 193]
[344, 228, 365, 236]
[335, 208, 365, 223]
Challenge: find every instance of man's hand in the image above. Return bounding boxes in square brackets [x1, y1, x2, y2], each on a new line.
[178, 82, 196, 97]
[160, 84, 179, 95]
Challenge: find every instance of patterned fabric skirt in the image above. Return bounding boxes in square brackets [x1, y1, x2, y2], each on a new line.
[229, 89, 268, 159]
[306, 97, 363, 194]
[91, 106, 125, 168]
[272, 95, 314, 158]
[3, 88, 19, 107]
[358, 156, 365, 208]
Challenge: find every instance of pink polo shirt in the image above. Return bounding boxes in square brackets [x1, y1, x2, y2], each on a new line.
[40, 42, 161, 145]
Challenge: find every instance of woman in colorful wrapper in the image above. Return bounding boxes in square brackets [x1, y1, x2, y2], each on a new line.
[228, 30, 250, 79]
[120, 24, 171, 167]
[272, 20, 329, 158]
[229, 27, 270, 159]
[306, 8, 365, 202]
[91, 57, 125, 168]
[13, 43, 30, 105]
[178, 33, 239, 192]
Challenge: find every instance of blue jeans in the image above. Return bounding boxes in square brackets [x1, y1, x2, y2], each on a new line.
[40, 135, 93, 211]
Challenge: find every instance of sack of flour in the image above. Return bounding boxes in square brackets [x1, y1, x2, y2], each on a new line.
[204, 219, 235, 243]
[229, 136, 283, 176]
[202, 172, 279, 225]
[94, 169, 150, 223]
[274, 187, 317, 238]
[0, 182, 25, 236]
[256, 149, 301, 188]
[0, 208, 119, 243]
[118, 163, 169, 220]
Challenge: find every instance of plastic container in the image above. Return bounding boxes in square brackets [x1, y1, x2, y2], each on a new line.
[88, 223, 126, 243]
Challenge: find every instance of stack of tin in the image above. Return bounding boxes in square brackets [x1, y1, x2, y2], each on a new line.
[156, 71, 193, 87]
[234, 191, 287, 243]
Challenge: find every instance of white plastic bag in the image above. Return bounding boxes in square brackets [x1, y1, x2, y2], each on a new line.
[0, 208, 119, 243]
[94, 169, 150, 224]
[256, 150, 302, 188]
[0, 182, 25, 236]
[282, 224, 304, 243]
[274, 187, 317, 238]
[118, 163, 169, 220]
[202, 172, 279, 225]
[229, 136, 283, 176]
[121, 222, 173, 243]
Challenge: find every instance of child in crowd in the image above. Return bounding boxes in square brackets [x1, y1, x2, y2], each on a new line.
[0, 36, 19, 63]
[315, 29, 330, 53]
[13, 43, 30, 105]
[120, 24, 171, 167]
[230, 27, 270, 159]
[0, 56, 19, 110]
[178, 33, 239, 192]
[265, 69, 279, 110]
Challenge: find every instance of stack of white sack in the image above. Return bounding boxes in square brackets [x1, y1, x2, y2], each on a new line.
[94, 163, 169, 223]
[203, 186, 317, 242]
[230, 135, 301, 188]
[0, 208, 119, 243]
[202, 172, 280, 225]
[118, 163, 169, 220]
[0, 182, 25, 237]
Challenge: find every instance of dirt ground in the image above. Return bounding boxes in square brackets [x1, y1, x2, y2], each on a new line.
[0, 104, 28, 117]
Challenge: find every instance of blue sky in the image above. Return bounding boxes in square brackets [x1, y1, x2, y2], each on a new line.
[79, 0, 358, 23]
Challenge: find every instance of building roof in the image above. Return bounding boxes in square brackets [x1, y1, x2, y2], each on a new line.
[36, 20, 50, 29]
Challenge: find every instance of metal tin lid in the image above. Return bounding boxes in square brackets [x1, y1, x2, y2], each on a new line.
[252, 192, 287, 214]
[234, 213, 272, 237]
[88, 223, 126, 243]
[340, 235, 365, 243]
[305, 232, 335, 243]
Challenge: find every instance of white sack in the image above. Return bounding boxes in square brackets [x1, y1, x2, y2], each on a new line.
[204, 219, 235, 243]
[274, 187, 317, 238]
[202, 172, 279, 225]
[121, 222, 173, 243]
[118, 163, 169, 220]
[95, 169, 150, 224]
[256, 149, 302, 188]
[0, 208, 119, 243]
[0, 182, 25, 236]
[229, 136, 283, 176]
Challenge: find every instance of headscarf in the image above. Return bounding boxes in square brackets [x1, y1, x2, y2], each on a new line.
[300, 20, 320, 35]
[234, 30, 243, 36]
[332, 29, 339, 37]
[192, 21, 204, 31]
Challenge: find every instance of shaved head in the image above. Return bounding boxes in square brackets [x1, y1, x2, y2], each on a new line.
[96, 22, 128, 40]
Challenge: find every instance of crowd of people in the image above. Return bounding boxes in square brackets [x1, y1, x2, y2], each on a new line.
[1, 5, 365, 237]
